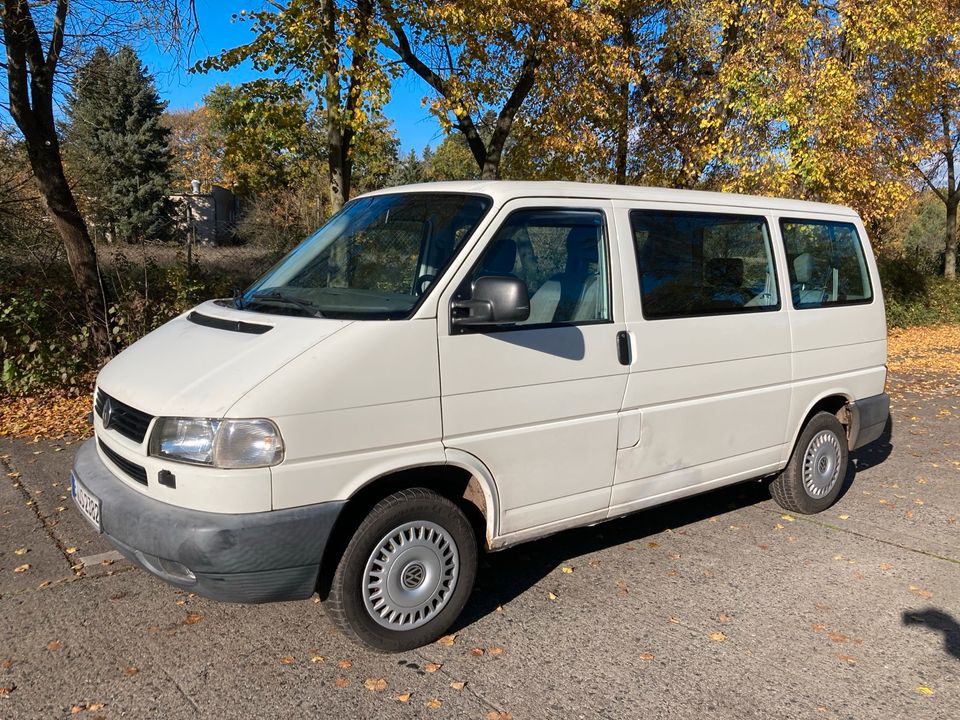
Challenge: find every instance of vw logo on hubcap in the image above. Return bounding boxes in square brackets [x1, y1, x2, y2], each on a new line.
[401, 562, 425, 589]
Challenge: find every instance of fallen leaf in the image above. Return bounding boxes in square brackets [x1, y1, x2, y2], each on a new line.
[70, 706, 84, 714]
[909, 585, 933, 599]
[280, 656, 295, 665]
[838, 514, 850, 520]
[668, 616, 680, 624]
[436, 634, 456, 646]
[835, 654, 857, 665]
[669, 553, 682, 560]
[470, 647, 485, 657]
[425, 662, 443, 672]
[46, 640, 62, 651]
[811, 623, 826, 633]
[450, 680, 466, 690]
[709, 632, 727, 642]
[183, 612, 203, 625]
[88, 703, 105, 711]
[425, 698, 443, 709]
[547, 591, 558, 601]
[879, 563, 893, 572]
[66, 547, 78, 554]
[639, 651, 655, 661]
[0, 685, 13, 697]
[775, 523, 785, 530]
[38, 580, 51, 588]
[484, 712, 514, 720]
[647, 541, 659, 548]
[174, 599, 186, 606]
[310, 655, 324, 664]
[616, 581, 628, 596]
[396, 692, 412, 702]
[718, 613, 732, 623]
[917, 686, 934, 696]
[781, 514, 795, 522]
[14, 564, 30, 573]
[1, 660, 11, 669]
[124, 667, 139, 676]
[364, 678, 387, 692]
[561, 566, 574, 574]
[488, 646, 503, 656]
[337, 659, 353, 669]
[334, 677, 349, 688]
[828, 632, 849, 643]
[14, 548, 27, 555]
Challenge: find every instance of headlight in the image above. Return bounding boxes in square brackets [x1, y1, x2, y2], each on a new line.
[150, 418, 284, 469]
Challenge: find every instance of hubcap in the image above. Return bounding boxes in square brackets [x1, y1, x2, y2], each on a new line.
[362, 521, 459, 630]
[802, 430, 842, 498]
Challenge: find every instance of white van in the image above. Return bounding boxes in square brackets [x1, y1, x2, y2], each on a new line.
[72, 182, 889, 651]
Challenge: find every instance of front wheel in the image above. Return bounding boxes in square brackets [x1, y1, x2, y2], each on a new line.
[324, 488, 478, 652]
[771, 411, 849, 514]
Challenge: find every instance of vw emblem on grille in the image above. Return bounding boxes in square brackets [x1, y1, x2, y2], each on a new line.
[101, 397, 114, 430]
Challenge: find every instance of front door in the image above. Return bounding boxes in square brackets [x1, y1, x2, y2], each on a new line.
[437, 200, 629, 537]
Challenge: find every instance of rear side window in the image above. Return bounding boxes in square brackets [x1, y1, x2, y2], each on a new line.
[780, 219, 873, 308]
[629, 210, 780, 320]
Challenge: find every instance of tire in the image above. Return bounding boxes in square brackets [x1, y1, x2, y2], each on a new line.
[771, 411, 849, 515]
[324, 488, 478, 652]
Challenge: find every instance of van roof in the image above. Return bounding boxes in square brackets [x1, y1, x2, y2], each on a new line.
[361, 180, 858, 217]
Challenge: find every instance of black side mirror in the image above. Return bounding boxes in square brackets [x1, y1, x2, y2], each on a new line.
[451, 275, 530, 327]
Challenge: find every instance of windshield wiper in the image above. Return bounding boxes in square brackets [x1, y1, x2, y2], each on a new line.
[249, 290, 324, 318]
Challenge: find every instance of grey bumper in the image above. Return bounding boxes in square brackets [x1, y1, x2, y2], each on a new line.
[848, 393, 890, 450]
[72, 439, 345, 603]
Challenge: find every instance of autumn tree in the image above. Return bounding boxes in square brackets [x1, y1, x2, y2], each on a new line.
[841, 1, 960, 279]
[1, 1, 195, 357]
[198, 0, 392, 212]
[162, 107, 224, 193]
[381, 0, 623, 180]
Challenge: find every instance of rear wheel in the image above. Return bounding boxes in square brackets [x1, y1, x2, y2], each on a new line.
[771, 411, 848, 514]
[324, 488, 477, 652]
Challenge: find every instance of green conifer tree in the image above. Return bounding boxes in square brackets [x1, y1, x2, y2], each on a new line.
[65, 46, 174, 242]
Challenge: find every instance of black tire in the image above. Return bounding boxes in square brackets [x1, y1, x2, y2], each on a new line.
[324, 488, 478, 652]
[771, 411, 849, 514]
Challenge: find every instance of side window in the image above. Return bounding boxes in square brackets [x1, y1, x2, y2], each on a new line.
[464, 208, 610, 326]
[780, 219, 873, 308]
[629, 210, 779, 320]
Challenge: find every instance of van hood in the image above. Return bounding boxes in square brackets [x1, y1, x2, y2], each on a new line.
[96, 300, 352, 419]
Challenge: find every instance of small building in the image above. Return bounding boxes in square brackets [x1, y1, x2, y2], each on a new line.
[170, 181, 239, 245]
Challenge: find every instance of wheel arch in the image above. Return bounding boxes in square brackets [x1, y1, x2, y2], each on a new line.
[788, 391, 854, 458]
[315, 453, 500, 600]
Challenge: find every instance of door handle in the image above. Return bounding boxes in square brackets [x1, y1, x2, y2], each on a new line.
[617, 331, 631, 366]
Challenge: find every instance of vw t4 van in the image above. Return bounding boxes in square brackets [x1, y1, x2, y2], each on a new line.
[72, 182, 889, 651]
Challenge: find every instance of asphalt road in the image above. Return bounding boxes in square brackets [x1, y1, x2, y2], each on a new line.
[1, 368, 958, 720]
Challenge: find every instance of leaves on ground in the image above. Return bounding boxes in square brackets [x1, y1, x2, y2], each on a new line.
[280, 656, 295, 665]
[449, 680, 466, 690]
[639, 651, 655, 661]
[425, 662, 442, 672]
[182, 612, 203, 625]
[425, 698, 443, 709]
[436, 634, 456, 646]
[396, 692, 412, 702]
[709, 632, 727, 642]
[364, 678, 387, 692]
[0, 393, 93, 439]
[917, 686, 935, 696]
[46, 640, 61, 651]
[334, 677, 349, 688]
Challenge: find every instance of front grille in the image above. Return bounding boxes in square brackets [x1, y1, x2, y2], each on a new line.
[98, 439, 148, 486]
[95, 389, 153, 443]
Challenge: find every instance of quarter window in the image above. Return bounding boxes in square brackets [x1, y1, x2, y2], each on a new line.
[464, 209, 611, 326]
[629, 210, 780, 320]
[779, 219, 873, 308]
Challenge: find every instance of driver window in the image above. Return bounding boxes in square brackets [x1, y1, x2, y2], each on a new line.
[464, 209, 610, 326]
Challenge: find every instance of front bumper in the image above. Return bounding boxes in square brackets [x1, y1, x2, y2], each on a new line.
[72, 438, 345, 603]
[848, 392, 890, 450]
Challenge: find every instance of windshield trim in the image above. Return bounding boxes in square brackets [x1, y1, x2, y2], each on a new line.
[239, 191, 495, 322]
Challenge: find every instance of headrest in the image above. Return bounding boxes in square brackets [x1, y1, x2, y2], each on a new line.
[705, 258, 744, 288]
[794, 253, 815, 283]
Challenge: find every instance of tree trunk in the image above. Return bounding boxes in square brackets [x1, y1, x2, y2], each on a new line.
[945, 194, 958, 280]
[3, 0, 111, 357]
[614, 13, 634, 185]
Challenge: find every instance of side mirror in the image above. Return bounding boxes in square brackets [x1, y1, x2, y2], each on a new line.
[451, 275, 530, 327]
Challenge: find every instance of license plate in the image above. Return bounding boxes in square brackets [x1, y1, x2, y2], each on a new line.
[71, 472, 102, 533]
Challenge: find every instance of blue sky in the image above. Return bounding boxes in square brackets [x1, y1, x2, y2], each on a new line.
[141, 1, 445, 154]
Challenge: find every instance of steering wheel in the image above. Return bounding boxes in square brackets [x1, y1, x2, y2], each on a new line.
[414, 274, 436, 296]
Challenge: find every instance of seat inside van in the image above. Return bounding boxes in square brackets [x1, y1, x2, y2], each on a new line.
[528, 226, 601, 324]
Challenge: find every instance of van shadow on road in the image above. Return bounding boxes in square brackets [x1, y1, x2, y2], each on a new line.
[456, 479, 774, 631]
[457, 419, 895, 633]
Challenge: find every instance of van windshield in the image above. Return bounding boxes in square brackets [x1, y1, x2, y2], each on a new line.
[240, 193, 492, 319]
